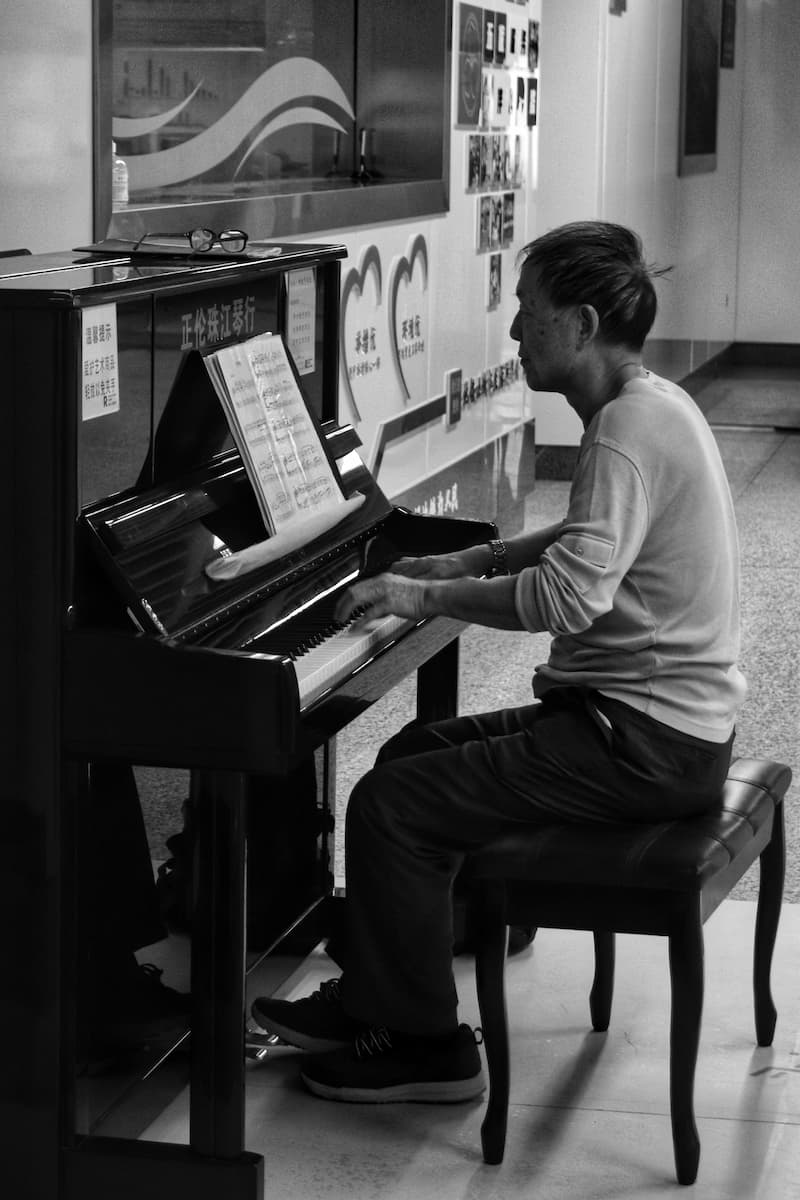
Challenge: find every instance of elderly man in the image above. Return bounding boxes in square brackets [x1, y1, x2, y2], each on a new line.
[252, 221, 746, 1104]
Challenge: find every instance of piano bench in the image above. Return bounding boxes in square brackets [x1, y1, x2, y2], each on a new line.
[462, 756, 792, 1186]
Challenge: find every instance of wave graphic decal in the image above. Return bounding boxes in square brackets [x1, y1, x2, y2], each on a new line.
[113, 58, 354, 192]
[234, 108, 344, 178]
[112, 84, 204, 140]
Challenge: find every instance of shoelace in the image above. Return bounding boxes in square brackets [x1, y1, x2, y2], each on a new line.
[312, 978, 342, 1005]
[353, 1024, 484, 1059]
[354, 1026, 393, 1059]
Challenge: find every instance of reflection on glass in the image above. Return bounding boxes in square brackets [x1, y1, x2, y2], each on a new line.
[112, 0, 356, 205]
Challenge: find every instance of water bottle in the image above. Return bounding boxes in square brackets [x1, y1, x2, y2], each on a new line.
[112, 141, 129, 208]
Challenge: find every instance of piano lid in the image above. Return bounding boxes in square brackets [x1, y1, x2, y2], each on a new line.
[81, 432, 393, 642]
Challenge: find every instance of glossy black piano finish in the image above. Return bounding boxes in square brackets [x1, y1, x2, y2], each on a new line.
[0, 247, 496, 1200]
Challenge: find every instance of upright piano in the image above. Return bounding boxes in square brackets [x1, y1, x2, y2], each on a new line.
[0, 244, 495, 1200]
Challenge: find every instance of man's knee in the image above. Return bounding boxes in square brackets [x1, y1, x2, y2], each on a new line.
[374, 719, 443, 766]
[346, 767, 387, 831]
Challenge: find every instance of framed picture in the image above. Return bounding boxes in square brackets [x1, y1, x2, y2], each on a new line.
[483, 10, 496, 63]
[456, 3, 483, 126]
[502, 193, 515, 246]
[478, 195, 492, 251]
[528, 20, 540, 71]
[527, 76, 538, 127]
[488, 253, 502, 311]
[467, 134, 482, 191]
[494, 12, 507, 64]
[445, 368, 463, 427]
[720, 0, 737, 69]
[678, 0, 722, 176]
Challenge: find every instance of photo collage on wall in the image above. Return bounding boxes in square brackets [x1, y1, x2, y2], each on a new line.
[456, 3, 540, 310]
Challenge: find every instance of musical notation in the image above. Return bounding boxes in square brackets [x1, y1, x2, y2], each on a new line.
[204, 332, 345, 536]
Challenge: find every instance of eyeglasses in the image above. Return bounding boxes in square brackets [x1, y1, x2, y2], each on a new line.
[131, 228, 248, 255]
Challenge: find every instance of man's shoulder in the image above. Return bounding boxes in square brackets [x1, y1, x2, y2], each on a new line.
[597, 372, 697, 437]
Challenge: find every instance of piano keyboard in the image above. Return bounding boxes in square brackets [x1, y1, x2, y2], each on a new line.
[294, 612, 411, 709]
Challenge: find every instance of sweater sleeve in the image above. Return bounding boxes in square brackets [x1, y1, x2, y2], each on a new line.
[515, 439, 650, 634]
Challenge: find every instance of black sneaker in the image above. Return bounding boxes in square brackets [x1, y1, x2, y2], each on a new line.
[250, 977, 364, 1052]
[88, 962, 191, 1059]
[300, 1024, 486, 1103]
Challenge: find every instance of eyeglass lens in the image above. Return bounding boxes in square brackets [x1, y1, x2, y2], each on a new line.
[188, 228, 247, 254]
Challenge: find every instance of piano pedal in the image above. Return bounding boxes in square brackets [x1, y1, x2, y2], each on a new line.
[244, 1026, 284, 1061]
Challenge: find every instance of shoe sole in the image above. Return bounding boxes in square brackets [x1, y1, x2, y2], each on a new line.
[249, 1010, 351, 1053]
[300, 1069, 486, 1104]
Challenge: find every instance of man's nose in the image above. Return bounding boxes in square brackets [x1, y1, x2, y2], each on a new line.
[509, 312, 521, 342]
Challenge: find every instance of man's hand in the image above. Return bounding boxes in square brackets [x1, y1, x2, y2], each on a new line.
[390, 545, 490, 580]
[334, 572, 429, 627]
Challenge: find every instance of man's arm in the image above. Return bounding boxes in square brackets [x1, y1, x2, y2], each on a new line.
[334, 570, 523, 630]
[392, 520, 565, 580]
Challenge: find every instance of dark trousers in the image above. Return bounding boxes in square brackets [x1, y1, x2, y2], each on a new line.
[340, 689, 733, 1036]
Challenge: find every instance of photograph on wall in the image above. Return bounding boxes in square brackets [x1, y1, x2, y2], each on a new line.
[491, 134, 503, 187]
[480, 68, 494, 129]
[528, 20, 540, 71]
[502, 135, 511, 186]
[720, 0, 736, 69]
[527, 76, 538, 127]
[480, 135, 492, 187]
[494, 12, 507, 64]
[678, 0, 721, 175]
[445, 368, 463, 428]
[478, 196, 492, 251]
[513, 133, 523, 187]
[488, 253, 502, 311]
[467, 134, 482, 190]
[456, 3, 484, 126]
[490, 196, 503, 249]
[502, 193, 515, 246]
[483, 10, 496, 62]
[516, 76, 527, 124]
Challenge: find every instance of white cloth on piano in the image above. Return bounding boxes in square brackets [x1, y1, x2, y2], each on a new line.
[204, 492, 366, 581]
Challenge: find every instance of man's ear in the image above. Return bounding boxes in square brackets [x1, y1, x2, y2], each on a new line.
[575, 304, 600, 348]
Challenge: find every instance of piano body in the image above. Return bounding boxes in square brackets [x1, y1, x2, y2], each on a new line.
[0, 245, 495, 1200]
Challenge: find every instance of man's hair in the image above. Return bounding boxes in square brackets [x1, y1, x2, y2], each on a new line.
[518, 221, 671, 351]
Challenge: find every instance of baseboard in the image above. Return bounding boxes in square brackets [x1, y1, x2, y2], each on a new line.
[534, 444, 579, 481]
[725, 342, 800, 367]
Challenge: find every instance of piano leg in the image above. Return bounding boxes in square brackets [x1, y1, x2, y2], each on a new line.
[416, 637, 460, 725]
[189, 770, 253, 1164]
[62, 765, 263, 1200]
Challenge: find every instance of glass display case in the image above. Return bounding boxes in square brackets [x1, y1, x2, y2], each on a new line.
[95, 0, 452, 242]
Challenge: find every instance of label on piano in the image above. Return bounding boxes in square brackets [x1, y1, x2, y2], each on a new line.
[204, 332, 345, 536]
[81, 303, 120, 420]
[286, 267, 316, 375]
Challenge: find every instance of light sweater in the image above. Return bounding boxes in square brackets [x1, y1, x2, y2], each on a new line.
[514, 371, 747, 742]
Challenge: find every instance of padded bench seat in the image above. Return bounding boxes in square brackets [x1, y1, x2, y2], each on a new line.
[463, 757, 792, 1185]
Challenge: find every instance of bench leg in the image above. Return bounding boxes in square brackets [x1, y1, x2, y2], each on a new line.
[668, 907, 704, 1185]
[754, 800, 785, 1046]
[473, 881, 510, 1165]
[590, 931, 615, 1031]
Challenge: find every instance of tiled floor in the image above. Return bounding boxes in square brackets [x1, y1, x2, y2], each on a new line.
[142, 900, 800, 1199]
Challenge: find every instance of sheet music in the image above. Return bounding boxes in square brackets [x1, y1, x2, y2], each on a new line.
[205, 332, 344, 535]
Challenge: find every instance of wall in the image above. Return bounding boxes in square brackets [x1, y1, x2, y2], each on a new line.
[0, 1, 93, 254]
[737, 0, 800, 343]
[533, 0, 745, 447]
[0, 0, 796, 446]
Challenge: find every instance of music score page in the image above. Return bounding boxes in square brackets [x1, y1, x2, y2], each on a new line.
[206, 332, 344, 535]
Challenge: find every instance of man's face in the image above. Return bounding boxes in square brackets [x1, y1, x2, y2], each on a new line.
[510, 263, 575, 393]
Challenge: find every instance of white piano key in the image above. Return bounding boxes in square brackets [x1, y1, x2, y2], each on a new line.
[294, 612, 411, 709]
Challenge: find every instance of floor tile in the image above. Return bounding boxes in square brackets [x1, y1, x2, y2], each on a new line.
[141, 900, 800, 1199]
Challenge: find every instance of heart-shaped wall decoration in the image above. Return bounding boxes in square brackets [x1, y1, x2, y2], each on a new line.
[388, 234, 429, 403]
[340, 244, 383, 423]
